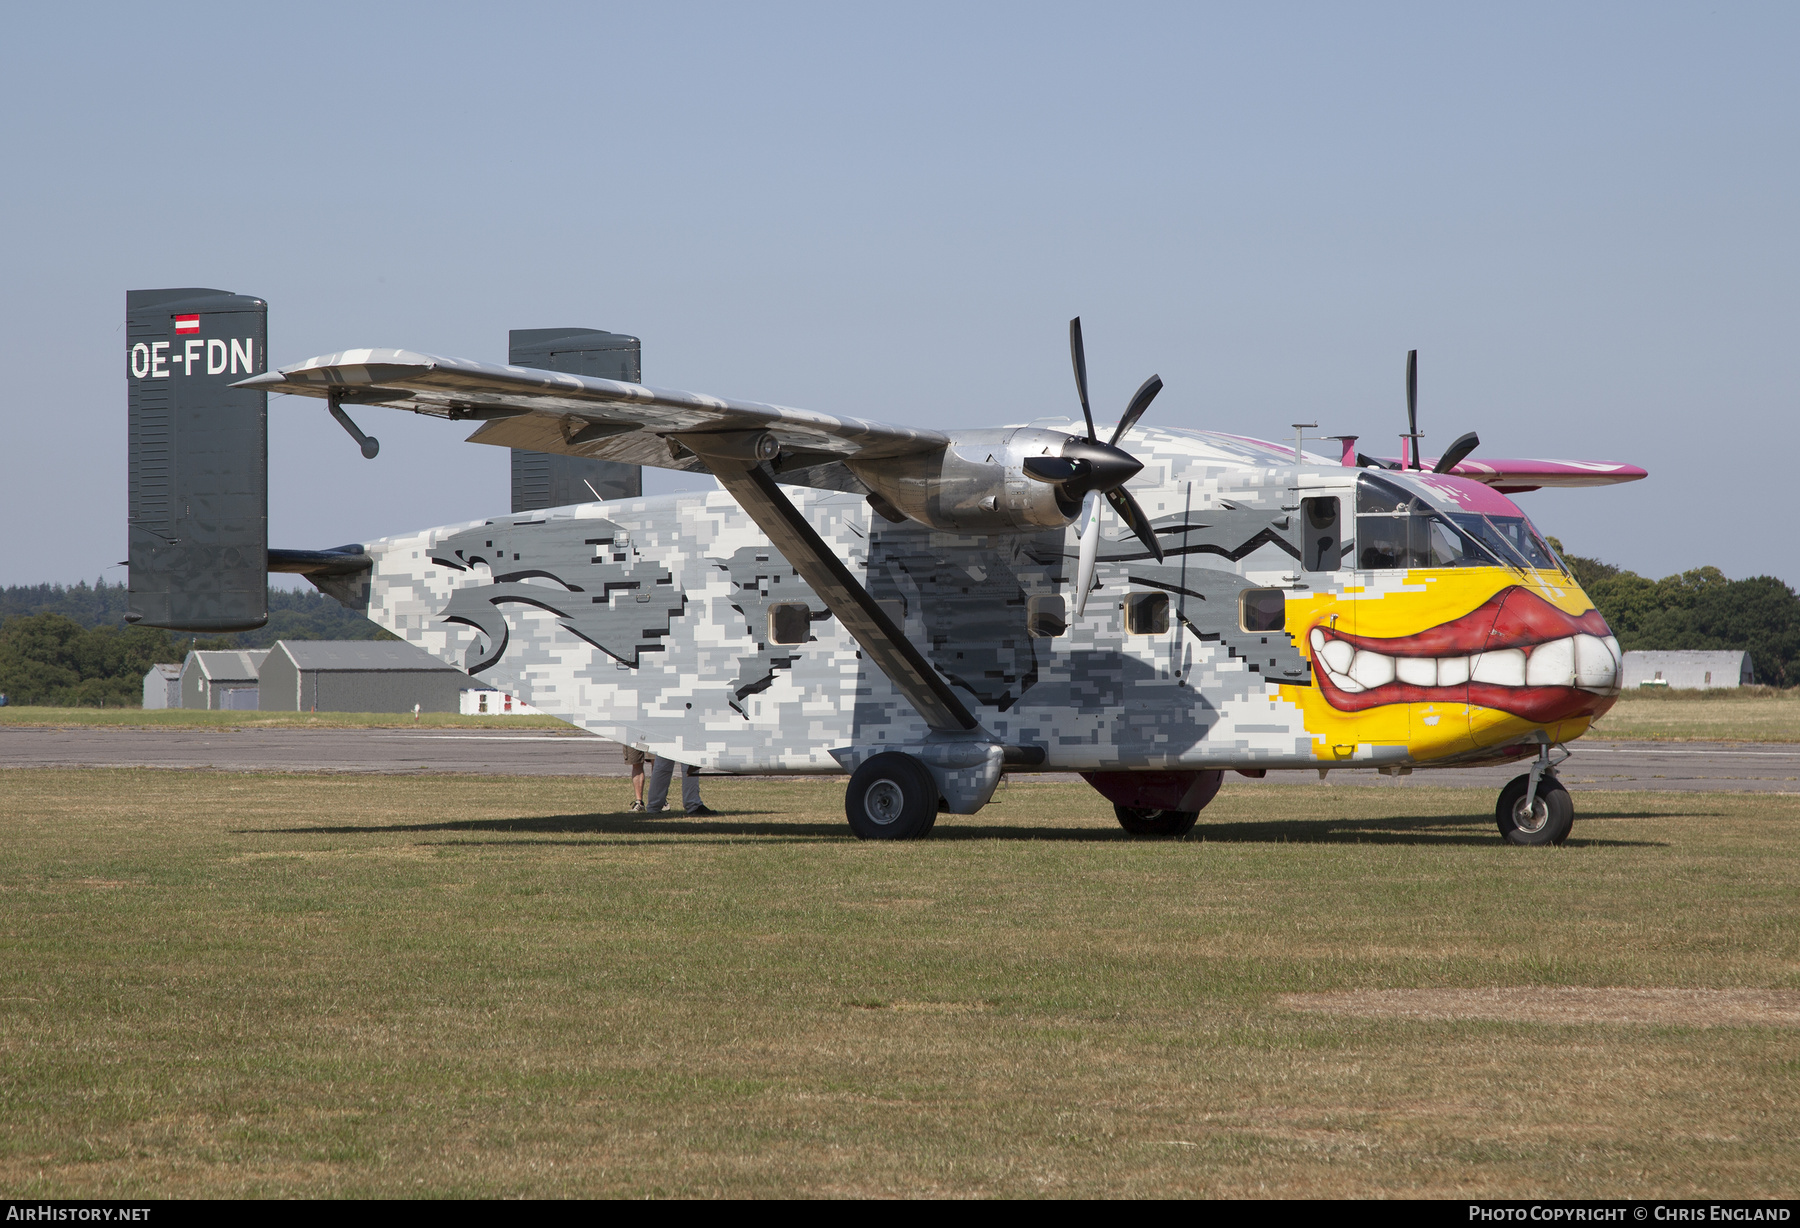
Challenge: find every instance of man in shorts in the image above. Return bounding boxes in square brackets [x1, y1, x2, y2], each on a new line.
[623, 745, 648, 812]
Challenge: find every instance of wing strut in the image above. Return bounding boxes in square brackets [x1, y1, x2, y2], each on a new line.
[677, 431, 979, 734]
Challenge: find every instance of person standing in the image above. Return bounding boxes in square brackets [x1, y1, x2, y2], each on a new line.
[623, 745, 648, 812]
[646, 755, 715, 816]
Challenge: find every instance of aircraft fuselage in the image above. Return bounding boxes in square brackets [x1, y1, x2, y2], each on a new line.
[340, 425, 1620, 779]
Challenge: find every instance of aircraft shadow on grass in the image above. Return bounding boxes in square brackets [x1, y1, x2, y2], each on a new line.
[244, 808, 1677, 847]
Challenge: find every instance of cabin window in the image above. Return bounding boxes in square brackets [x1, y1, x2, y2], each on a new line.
[768, 603, 811, 645]
[1027, 594, 1067, 638]
[877, 598, 906, 627]
[1240, 588, 1286, 632]
[1302, 496, 1342, 571]
[1124, 591, 1169, 635]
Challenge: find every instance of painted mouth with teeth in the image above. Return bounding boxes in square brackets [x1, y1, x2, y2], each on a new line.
[1310, 587, 1623, 723]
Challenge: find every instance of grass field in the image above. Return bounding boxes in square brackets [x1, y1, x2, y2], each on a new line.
[0, 707, 577, 731]
[1589, 688, 1799, 743]
[1, 770, 1795, 1198]
[4, 690, 1794, 741]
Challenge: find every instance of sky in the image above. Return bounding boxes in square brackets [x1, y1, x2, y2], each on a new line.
[1, 2, 1793, 590]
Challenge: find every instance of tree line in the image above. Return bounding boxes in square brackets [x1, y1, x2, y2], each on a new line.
[4, 556, 1795, 707]
[1549, 543, 1798, 686]
[0, 580, 393, 707]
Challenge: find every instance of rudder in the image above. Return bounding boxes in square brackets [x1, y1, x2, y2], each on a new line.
[125, 287, 268, 631]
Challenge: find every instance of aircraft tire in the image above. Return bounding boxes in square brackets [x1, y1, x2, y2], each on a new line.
[846, 753, 940, 840]
[1496, 774, 1574, 846]
[1112, 805, 1200, 838]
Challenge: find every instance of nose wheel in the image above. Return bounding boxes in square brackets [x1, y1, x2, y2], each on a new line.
[1496, 772, 1574, 845]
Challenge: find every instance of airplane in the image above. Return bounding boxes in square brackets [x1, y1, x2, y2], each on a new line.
[123, 289, 1646, 846]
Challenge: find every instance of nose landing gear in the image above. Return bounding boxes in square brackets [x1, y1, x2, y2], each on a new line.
[1497, 741, 1574, 845]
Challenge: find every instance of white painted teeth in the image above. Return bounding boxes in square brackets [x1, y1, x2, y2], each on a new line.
[1473, 647, 1526, 687]
[1311, 631, 1622, 695]
[1320, 638, 1354, 675]
[1349, 650, 1395, 689]
[1395, 656, 1437, 687]
[1574, 634, 1620, 688]
[1527, 637, 1576, 686]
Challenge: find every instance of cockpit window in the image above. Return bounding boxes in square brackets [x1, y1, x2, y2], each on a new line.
[1358, 510, 1499, 569]
[1355, 474, 1499, 570]
[1450, 514, 1560, 572]
[1356, 474, 1429, 516]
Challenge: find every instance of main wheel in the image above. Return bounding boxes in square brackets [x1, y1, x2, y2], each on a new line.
[845, 753, 940, 841]
[1496, 774, 1574, 846]
[1113, 804, 1200, 838]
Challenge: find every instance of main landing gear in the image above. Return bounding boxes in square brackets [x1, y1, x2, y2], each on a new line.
[1496, 743, 1575, 846]
[844, 752, 940, 840]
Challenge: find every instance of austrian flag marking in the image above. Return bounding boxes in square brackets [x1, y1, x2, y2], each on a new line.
[174, 314, 200, 333]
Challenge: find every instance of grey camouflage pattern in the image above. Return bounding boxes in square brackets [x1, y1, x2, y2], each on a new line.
[346, 426, 1353, 779]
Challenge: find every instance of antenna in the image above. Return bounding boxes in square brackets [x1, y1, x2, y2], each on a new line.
[1291, 422, 1318, 464]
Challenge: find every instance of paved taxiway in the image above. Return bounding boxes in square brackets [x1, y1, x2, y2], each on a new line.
[0, 727, 631, 777]
[0, 727, 1795, 793]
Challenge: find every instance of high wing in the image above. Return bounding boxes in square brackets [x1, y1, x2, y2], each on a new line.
[235, 348, 947, 491]
[239, 347, 983, 737]
[1363, 454, 1648, 493]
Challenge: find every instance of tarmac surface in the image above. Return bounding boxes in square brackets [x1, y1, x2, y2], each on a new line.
[1, 727, 1796, 793]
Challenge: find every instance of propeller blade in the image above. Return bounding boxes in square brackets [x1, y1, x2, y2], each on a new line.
[1073, 491, 1102, 617]
[1022, 456, 1083, 483]
[1069, 317, 1097, 443]
[1405, 349, 1419, 469]
[1106, 486, 1165, 562]
[1433, 430, 1480, 473]
[1108, 374, 1163, 447]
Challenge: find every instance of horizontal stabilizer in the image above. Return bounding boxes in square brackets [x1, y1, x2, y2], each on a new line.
[268, 546, 371, 576]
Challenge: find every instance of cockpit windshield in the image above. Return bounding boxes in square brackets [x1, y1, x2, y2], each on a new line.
[1355, 474, 1500, 569]
[1353, 473, 1566, 573]
[1445, 513, 1562, 572]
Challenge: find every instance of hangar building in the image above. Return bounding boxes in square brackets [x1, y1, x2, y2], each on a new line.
[142, 663, 182, 709]
[180, 651, 268, 710]
[259, 639, 472, 713]
[1620, 650, 1754, 689]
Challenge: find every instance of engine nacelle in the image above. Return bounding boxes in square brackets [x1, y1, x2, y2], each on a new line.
[847, 428, 1084, 535]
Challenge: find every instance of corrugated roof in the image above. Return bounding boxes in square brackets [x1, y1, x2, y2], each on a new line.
[186, 650, 268, 682]
[275, 639, 464, 674]
[1621, 651, 1751, 666]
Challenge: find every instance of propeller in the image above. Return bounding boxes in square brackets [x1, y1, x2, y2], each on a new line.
[1022, 317, 1165, 616]
[1405, 349, 1420, 468]
[1398, 349, 1481, 475]
[1434, 430, 1481, 474]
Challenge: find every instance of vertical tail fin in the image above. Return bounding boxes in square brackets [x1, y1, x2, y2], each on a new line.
[508, 327, 643, 511]
[125, 287, 269, 631]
